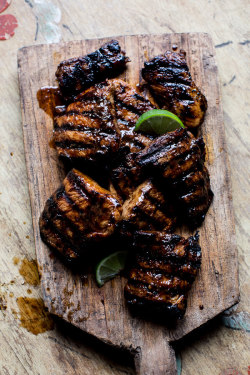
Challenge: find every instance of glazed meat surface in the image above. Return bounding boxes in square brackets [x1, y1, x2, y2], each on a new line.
[39, 169, 121, 262]
[53, 81, 120, 163]
[137, 128, 213, 227]
[110, 152, 144, 200]
[56, 40, 130, 101]
[124, 231, 201, 318]
[112, 79, 155, 153]
[53, 78, 156, 163]
[121, 180, 176, 232]
[142, 50, 207, 128]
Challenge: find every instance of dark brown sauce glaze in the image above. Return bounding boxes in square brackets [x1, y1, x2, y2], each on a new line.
[37, 86, 64, 118]
[18, 258, 40, 286]
[16, 297, 54, 335]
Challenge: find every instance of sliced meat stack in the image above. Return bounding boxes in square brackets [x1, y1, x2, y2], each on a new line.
[39, 169, 121, 262]
[124, 231, 201, 318]
[142, 50, 207, 128]
[56, 40, 130, 101]
[137, 128, 213, 227]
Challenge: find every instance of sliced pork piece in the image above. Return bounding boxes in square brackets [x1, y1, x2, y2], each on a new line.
[56, 40, 130, 101]
[171, 164, 213, 225]
[121, 180, 176, 232]
[137, 128, 213, 227]
[110, 152, 144, 201]
[53, 81, 120, 163]
[142, 50, 207, 128]
[112, 79, 155, 153]
[137, 128, 202, 179]
[39, 169, 122, 262]
[124, 231, 201, 319]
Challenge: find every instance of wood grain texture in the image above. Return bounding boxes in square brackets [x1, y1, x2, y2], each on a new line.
[18, 33, 239, 374]
[0, 1, 249, 374]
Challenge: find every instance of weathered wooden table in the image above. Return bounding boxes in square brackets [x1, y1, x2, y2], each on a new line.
[0, 1, 249, 374]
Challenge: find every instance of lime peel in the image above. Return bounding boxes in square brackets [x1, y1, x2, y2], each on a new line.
[135, 109, 185, 135]
[95, 251, 128, 287]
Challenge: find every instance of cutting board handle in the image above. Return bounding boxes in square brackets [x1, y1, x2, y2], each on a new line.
[134, 337, 177, 375]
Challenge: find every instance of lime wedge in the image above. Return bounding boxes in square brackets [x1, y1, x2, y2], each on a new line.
[135, 109, 185, 135]
[95, 251, 128, 287]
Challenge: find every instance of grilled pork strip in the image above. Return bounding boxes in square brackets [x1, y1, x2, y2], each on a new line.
[137, 128, 213, 227]
[121, 180, 176, 232]
[53, 81, 120, 163]
[124, 231, 201, 318]
[110, 152, 144, 200]
[56, 40, 130, 101]
[112, 79, 155, 153]
[39, 169, 121, 261]
[142, 50, 207, 128]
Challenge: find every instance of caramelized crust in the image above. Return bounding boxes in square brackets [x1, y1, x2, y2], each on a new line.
[56, 40, 129, 101]
[53, 79, 157, 163]
[137, 128, 213, 226]
[121, 180, 176, 232]
[112, 79, 155, 153]
[39, 169, 121, 261]
[53, 81, 120, 163]
[110, 152, 144, 200]
[142, 50, 207, 128]
[124, 231, 201, 318]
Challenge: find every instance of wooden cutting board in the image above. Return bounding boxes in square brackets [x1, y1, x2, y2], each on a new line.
[18, 33, 239, 375]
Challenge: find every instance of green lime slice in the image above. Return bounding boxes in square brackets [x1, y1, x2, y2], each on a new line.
[95, 251, 128, 287]
[135, 109, 185, 135]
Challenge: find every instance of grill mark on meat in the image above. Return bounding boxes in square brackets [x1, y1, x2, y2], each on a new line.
[44, 195, 84, 248]
[112, 79, 155, 153]
[136, 259, 199, 280]
[40, 214, 79, 261]
[56, 40, 130, 102]
[66, 170, 121, 222]
[54, 114, 102, 129]
[110, 152, 144, 200]
[65, 110, 103, 119]
[121, 180, 176, 232]
[115, 98, 150, 117]
[138, 133, 199, 169]
[44, 186, 91, 239]
[63, 175, 90, 211]
[53, 81, 120, 162]
[39, 169, 122, 261]
[55, 142, 95, 150]
[126, 282, 187, 304]
[133, 232, 201, 265]
[129, 269, 190, 291]
[124, 231, 201, 318]
[55, 147, 98, 159]
[54, 130, 97, 144]
[142, 50, 207, 128]
[137, 128, 213, 227]
[124, 205, 173, 231]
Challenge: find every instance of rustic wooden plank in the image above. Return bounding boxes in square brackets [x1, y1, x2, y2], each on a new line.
[17, 32, 239, 374]
[0, 0, 249, 374]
